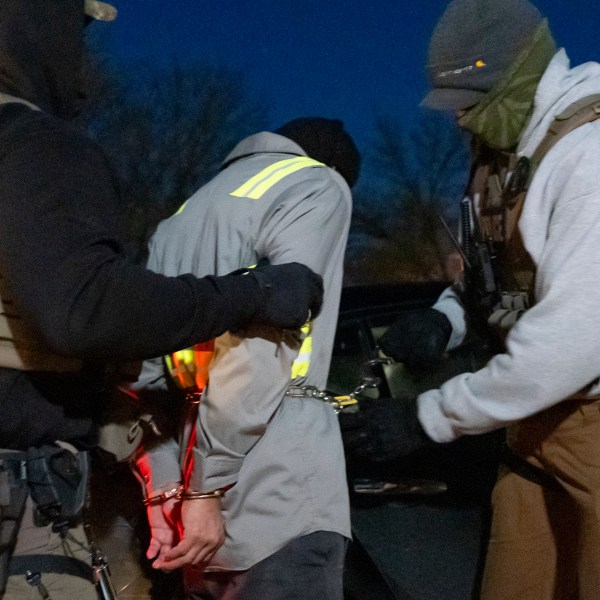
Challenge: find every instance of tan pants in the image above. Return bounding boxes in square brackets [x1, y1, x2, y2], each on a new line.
[3, 496, 97, 600]
[481, 399, 600, 600]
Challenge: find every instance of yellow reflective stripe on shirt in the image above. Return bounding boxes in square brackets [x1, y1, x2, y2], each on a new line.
[291, 323, 312, 379]
[230, 157, 324, 200]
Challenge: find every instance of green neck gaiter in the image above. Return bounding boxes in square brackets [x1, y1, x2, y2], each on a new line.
[458, 20, 556, 150]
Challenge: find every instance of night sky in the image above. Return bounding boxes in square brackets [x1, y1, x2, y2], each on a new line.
[92, 0, 600, 147]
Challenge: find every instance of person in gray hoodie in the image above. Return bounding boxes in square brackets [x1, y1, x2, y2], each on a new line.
[133, 118, 360, 600]
[341, 1, 600, 598]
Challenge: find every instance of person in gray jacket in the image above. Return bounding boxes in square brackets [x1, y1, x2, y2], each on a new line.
[132, 117, 360, 599]
[342, 1, 600, 598]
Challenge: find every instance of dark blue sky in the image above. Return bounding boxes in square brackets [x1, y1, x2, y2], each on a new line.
[93, 0, 600, 147]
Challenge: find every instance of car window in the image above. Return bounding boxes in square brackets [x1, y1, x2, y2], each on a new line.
[329, 298, 493, 401]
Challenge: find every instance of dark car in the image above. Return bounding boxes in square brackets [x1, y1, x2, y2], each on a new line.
[331, 282, 504, 600]
[90, 281, 503, 600]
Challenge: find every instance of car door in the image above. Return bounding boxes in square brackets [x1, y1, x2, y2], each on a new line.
[330, 283, 504, 600]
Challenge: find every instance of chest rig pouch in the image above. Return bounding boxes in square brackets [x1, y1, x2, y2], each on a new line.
[467, 148, 535, 341]
[465, 94, 600, 344]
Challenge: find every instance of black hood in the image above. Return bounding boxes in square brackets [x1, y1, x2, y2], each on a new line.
[0, 0, 86, 118]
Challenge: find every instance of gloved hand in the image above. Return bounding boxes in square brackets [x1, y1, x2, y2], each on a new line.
[378, 308, 451, 369]
[247, 262, 324, 330]
[339, 396, 432, 462]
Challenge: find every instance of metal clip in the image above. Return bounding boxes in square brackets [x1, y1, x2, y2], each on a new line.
[329, 395, 359, 414]
[285, 357, 396, 414]
[354, 357, 395, 395]
[285, 385, 358, 414]
[285, 385, 316, 399]
[25, 571, 52, 599]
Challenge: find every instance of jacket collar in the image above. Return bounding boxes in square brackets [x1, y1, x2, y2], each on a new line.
[221, 132, 307, 170]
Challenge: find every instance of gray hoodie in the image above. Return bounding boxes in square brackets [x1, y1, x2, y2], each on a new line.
[423, 50, 600, 442]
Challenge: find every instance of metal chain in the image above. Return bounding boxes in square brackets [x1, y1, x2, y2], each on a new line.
[285, 357, 394, 414]
[285, 385, 353, 413]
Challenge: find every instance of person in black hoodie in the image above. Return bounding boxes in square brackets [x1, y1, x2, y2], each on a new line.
[0, 2, 323, 598]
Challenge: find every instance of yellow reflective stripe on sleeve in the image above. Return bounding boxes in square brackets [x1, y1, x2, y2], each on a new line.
[230, 157, 324, 200]
[165, 348, 197, 390]
[174, 348, 195, 365]
[165, 342, 215, 391]
[291, 323, 312, 379]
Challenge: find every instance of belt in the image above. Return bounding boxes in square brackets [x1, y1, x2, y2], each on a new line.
[9, 554, 94, 582]
[501, 446, 563, 492]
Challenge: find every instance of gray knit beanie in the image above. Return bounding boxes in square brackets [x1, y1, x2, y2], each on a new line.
[422, 0, 546, 110]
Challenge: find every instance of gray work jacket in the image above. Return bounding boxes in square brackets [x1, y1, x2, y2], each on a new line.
[134, 132, 352, 570]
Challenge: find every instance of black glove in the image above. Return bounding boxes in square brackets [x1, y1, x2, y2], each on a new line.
[378, 308, 452, 369]
[248, 262, 324, 330]
[339, 396, 432, 462]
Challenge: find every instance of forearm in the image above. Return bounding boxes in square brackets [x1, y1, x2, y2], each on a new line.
[419, 288, 600, 442]
[189, 328, 301, 491]
[42, 265, 261, 360]
[133, 438, 182, 497]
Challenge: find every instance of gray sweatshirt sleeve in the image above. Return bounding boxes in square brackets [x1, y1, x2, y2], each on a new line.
[130, 356, 183, 495]
[418, 130, 600, 442]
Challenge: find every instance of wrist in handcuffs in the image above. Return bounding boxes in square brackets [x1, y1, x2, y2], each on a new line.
[143, 484, 232, 505]
[181, 483, 234, 500]
[180, 489, 225, 500]
[143, 484, 184, 506]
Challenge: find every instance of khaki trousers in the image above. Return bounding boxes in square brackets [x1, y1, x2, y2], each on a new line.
[480, 398, 600, 600]
[3, 495, 97, 600]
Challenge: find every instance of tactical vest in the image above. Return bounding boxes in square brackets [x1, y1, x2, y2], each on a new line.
[466, 94, 600, 341]
[0, 93, 82, 372]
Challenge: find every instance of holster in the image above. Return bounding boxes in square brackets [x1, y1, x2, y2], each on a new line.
[0, 446, 92, 595]
[0, 452, 28, 595]
[26, 446, 90, 530]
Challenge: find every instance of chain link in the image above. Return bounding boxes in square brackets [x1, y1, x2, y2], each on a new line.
[285, 357, 395, 413]
[285, 385, 356, 413]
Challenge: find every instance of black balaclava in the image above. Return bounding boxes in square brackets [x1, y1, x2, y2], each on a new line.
[274, 117, 361, 188]
[0, 0, 87, 119]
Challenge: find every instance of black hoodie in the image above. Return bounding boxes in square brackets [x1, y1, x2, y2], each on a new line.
[0, 0, 264, 448]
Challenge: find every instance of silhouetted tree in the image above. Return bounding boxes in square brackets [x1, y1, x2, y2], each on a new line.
[346, 109, 470, 284]
[78, 58, 268, 261]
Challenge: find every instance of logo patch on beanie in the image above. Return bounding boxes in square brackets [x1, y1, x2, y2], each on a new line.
[437, 59, 487, 79]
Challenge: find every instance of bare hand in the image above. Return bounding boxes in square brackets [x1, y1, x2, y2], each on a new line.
[154, 497, 224, 571]
[146, 498, 180, 567]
